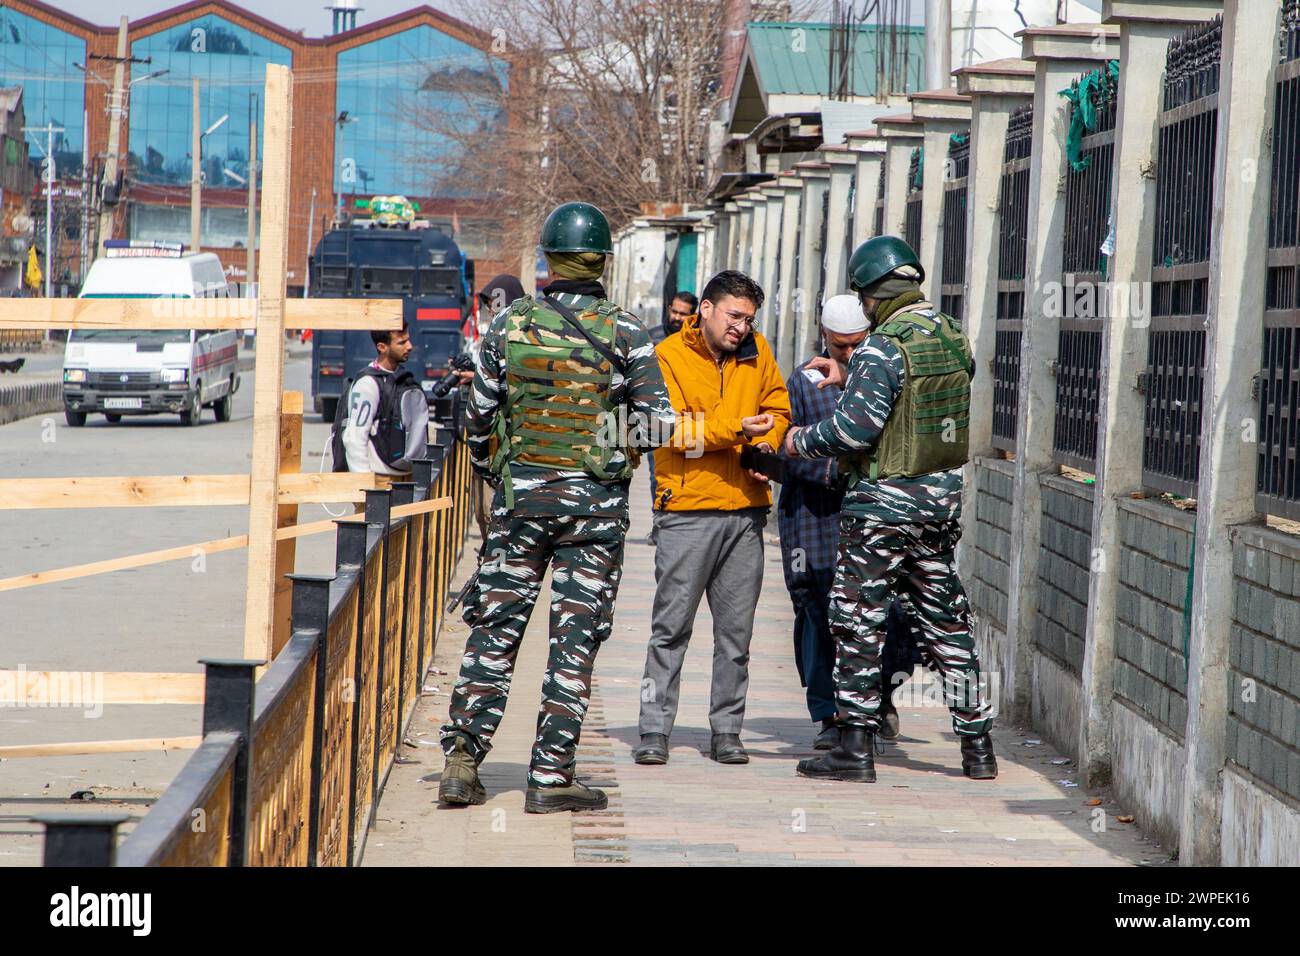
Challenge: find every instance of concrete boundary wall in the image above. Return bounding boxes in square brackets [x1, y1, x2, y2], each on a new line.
[0, 377, 61, 427]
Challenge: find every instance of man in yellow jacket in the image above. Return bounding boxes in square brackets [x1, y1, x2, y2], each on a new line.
[634, 270, 791, 766]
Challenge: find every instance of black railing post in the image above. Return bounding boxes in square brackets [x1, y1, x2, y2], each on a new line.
[390, 482, 416, 737]
[336, 517, 367, 867]
[289, 574, 332, 867]
[409, 458, 434, 688]
[37, 813, 130, 867]
[197, 658, 261, 867]
[365, 488, 392, 809]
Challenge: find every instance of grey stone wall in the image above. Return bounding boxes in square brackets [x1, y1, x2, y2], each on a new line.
[1228, 527, 1300, 804]
[1114, 498, 1193, 741]
[1036, 475, 1094, 676]
[969, 458, 1013, 629]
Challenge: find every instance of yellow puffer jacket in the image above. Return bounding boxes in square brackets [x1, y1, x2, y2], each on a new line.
[652, 315, 791, 512]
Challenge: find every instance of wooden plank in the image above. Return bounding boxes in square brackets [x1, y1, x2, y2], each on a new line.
[0, 496, 451, 593]
[272, 391, 303, 657]
[0, 736, 201, 758]
[0, 671, 205, 705]
[0, 471, 379, 509]
[243, 63, 293, 664]
[0, 297, 400, 330]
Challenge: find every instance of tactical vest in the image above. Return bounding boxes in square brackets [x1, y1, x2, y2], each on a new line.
[489, 294, 631, 507]
[862, 305, 973, 481]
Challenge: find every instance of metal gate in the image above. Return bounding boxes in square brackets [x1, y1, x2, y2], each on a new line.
[992, 105, 1033, 452]
[1256, 2, 1300, 518]
[904, 146, 923, 252]
[1140, 17, 1221, 498]
[940, 131, 970, 322]
[1053, 63, 1119, 472]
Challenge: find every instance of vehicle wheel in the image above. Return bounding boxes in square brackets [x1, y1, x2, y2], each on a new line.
[321, 397, 338, 424]
[105, 413, 122, 424]
[180, 389, 202, 426]
[214, 379, 233, 422]
[64, 409, 86, 427]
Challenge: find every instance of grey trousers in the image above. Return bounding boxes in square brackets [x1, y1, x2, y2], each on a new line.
[638, 507, 768, 737]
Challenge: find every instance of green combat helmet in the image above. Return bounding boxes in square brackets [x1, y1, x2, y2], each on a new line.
[847, 235, 925, 293]
[539, 202, 613, 254]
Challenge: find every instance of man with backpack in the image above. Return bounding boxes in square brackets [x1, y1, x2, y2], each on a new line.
[438, 201, 675, 813]
[334, 324, 429, 482]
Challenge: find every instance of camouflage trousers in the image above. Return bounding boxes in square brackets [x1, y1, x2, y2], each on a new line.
[441, 512, 628, 787]
[829, 515, 992, 736]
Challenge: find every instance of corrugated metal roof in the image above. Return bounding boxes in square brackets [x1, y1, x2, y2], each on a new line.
[745, 21, 925, 98]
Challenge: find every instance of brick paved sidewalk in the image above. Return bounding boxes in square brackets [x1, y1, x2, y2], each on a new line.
[363, 482, 1172, 867]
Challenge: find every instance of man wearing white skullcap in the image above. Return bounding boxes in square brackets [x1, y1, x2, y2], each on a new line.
[775, 293, 920, 750]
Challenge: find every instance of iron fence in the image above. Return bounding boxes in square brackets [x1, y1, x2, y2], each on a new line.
[36, 405, 476, 866]
[904, 146, 923, 253]
[992, 105, 1033, 452]
[874, 161, 885, 237]
[1257, 0, 1300, 518]
[1141, 16, 1221, 498]
[940, 131, 970, 322]
[1054, 62, 1119, 472]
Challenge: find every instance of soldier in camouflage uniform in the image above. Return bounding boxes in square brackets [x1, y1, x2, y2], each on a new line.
[783, 235, 997, 783]
[439, 202, 676, 813]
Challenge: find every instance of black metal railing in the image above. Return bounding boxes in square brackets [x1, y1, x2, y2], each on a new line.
[904, 146, 923, 253]
[874, 160, 885, 237]
[36, 406, 476, 866]
[940, 131, 969, 322]
[992, 105, 1033, 452]
[1257, 1, 1300, 518]
[1142, 16, 1221, 498]
[1054, 62, 1119, 472]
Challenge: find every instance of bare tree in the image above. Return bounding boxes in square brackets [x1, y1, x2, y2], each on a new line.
[412, 0, 732, 254]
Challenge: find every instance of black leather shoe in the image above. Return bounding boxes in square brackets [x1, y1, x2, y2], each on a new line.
[960, 733, 999, 780]
[710, 733, 749, 764]
[813, 719, 840, 750]
[633, 733, 669, 765]
[796, 725, 877, 782]
[879, 700, 901, 740]
[524, 780, 609, 813]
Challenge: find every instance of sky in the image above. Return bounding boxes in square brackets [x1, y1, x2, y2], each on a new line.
[43, 0, 1103, 39]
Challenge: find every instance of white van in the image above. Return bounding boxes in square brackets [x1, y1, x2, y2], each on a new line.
[62, 241, 241, 427]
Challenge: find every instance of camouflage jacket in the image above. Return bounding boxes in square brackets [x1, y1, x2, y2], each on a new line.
[466, 280, 676, 518]
[790, 333, 962, 525]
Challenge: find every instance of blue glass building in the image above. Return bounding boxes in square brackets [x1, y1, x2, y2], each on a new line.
[0, 5, 85, 175]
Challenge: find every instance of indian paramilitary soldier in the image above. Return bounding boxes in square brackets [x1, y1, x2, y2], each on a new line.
[439, 201, 676, 813]
[782, 235, 997, 783]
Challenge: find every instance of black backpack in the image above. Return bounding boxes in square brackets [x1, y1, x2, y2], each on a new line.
[330, 365, 423, 472]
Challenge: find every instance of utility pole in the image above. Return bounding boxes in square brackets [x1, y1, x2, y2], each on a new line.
[96, 16, 128, 256]
[925, 0, 952, 90]
[24, 122, 63, 299]
[191, 76, 201, 252]
[304, 187, 316, 299]
[247, 99, 257, 291]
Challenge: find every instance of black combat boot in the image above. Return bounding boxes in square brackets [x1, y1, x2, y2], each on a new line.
[633, 733, 669, 765]
[812, 718, 840, 750]
[524, 779, 609, 814]
[710, 733, 749, 764]
[796, 725, 877, 782]
[960, 733, 999, 780]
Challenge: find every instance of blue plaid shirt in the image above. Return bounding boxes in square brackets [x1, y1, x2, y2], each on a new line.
[778, 353, 845, 588]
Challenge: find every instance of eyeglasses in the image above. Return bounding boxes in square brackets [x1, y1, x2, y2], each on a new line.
[721, 310, 756, 330]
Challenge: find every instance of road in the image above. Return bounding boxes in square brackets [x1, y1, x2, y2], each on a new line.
[0, 346, 341, 865]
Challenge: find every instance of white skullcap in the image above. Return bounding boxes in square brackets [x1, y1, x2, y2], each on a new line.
[821, 294, 869, 334]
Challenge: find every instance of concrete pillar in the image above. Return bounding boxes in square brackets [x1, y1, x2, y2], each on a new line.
[1005, 25, 1120, 725]
[1080, 0, 1222, 790]
[712, 208, 732, 276]
[794, 162, 831, 370]
[821, 147, 858, 302]
[774, 170, 804, 372]
[697, 217, 715, 292]
[875, 114, 925, 237]
[846, 131, 887, 242]
[734, 197, 755, 275]
[909, 90, 973, 295]
[749, 194, 768, 289]
[954, 60, 1036, 464]
[1181, 0, 1281, 867]
[759, 187, 785, 338]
